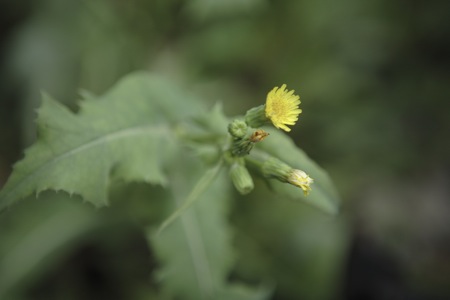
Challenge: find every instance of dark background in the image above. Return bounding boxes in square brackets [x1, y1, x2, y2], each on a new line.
[1, 0, 450, 299]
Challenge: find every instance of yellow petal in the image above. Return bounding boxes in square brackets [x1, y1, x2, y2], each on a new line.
[265, 84, 302, 132]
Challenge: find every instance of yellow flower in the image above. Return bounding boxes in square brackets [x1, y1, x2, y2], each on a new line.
[288, 169, 313, 195]
[265, 84, 302, 132]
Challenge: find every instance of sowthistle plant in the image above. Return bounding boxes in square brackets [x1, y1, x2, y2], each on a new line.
[227, 83, 312, 195]
[159, 83, 315, 233]
[0, 72, 339, 300]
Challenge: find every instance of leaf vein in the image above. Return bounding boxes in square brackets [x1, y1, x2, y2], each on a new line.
[1, 125, 170, 206]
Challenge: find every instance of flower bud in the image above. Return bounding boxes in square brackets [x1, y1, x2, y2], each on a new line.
[230, 129, 269, 157]
[261, 157, 292, 180]
[229, 161, 254, 195]
[228, 119, 248, 139]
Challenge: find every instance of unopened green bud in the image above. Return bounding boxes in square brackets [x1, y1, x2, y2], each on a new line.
[229, 161, 254, 195]
[230, 129, 269, 157]
[261, 157, 292, 180]
[228, 119, 248, 139]
[231, 138, 254, 156]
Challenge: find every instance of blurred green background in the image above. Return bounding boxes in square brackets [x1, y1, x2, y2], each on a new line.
[1, 0, 450, 299]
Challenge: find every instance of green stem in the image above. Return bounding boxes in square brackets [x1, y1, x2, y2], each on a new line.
[244, 149, 269, 170]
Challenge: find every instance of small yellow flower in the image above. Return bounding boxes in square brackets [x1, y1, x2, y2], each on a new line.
[288, 169, 313, 195]
[265, 84, 302, 132]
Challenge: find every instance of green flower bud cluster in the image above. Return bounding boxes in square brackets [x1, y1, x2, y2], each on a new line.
[222, 85, 312, 196]
[226, 117, 271, 194]
[228, 119, 268, 157]
[228, 119, 247, 139]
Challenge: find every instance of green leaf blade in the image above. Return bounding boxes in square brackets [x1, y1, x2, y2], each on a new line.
[0, 72, 203, 211]
[150, 154, 270, 300]
[157, 159, 224, 234]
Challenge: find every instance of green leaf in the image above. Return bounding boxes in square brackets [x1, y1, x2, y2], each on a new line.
[0, 72, 203, 211]
[0, 192, 99, 298]
[250, 128, 340, 214]
[157, 159, 224, 234]
[150, 154, 270, 300]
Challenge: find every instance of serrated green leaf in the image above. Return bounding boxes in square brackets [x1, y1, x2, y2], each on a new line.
[250, 127, 340, 214]
[0, 72, 203, 210]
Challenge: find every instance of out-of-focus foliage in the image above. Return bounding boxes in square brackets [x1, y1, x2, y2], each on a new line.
[1, 0, 450, 299]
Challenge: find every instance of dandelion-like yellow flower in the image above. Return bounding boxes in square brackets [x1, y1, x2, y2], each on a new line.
[265, 84, 302, 132]
[288, 169, 313, 195]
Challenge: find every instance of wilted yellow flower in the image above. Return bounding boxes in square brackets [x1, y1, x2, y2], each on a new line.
[249, 129, 269, 143]
[259, 157, 314, 196]
[265, 84, 302, 132]
[288, 169, 313, 195]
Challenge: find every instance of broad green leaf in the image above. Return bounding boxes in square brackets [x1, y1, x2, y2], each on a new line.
[0, 192, 161, 300]
[192, 102, 230, 136]
[0, 192, 99, 298]
[157, 159, 224, 234]
[156, 104, 230, 233]
[0, 72, 203, 210]
[150, 154, 270, 300]
[249, 127, 340, 214]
